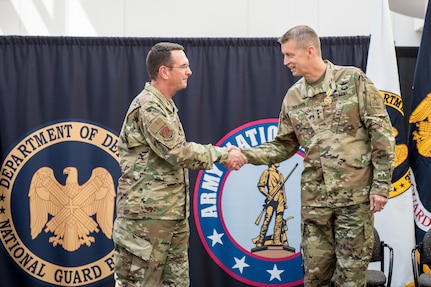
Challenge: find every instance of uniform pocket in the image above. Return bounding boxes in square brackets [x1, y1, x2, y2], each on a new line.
[113, 219, 153, 261]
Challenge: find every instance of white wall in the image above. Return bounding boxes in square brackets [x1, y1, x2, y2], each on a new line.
[0, 0, 425, 46]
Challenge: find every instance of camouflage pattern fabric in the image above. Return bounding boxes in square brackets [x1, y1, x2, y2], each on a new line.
[116, 83, 228, 220]
[114, 83, 230, 286]
[113, 217, 189, 287]
[301, 204, 373, 286]
[241, 60, 395, 208]
[241, 60, 395, 286]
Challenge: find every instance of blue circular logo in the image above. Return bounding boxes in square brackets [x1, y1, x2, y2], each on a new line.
[0, 120, 119, 286]
[194, 119, 305, 286]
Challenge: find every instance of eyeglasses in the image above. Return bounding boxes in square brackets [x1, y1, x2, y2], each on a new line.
[165, 64, 191, 70]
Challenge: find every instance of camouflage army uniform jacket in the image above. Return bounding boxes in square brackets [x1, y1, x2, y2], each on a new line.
[242, 61, 395, 207]
[116, 83, 228, 220]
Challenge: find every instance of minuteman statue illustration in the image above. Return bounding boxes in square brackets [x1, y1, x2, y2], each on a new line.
[253, 163, 297, 248]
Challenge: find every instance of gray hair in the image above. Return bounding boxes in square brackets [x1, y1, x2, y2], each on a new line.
[278, 25, 321, 56]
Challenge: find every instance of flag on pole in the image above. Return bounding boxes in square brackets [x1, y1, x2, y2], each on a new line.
[366, 0, 415, 285]
[409, 0, 431, 245]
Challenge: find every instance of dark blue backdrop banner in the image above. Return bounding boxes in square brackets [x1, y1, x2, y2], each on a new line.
[0, 36, 369, 287]
[409, 0, 431, 244]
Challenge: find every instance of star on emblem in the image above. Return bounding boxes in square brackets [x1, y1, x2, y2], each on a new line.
[207, 229, 224, 247]
[232, 256, 250, 274]
[267, 264, 285, 281]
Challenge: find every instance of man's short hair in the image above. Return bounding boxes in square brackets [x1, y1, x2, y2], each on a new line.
[278, 25, 321, 54]
[146, 42, 185, 80]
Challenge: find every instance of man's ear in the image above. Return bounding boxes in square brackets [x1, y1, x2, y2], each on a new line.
[158, 66, 170, 80]
[307, 45, 315, 57]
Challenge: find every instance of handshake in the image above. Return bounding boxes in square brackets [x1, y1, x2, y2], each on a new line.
[223, 146, 248, 170]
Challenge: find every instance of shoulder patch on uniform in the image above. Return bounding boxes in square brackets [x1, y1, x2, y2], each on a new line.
[367, 92, 385, 114]
[149, 116, 174, 140]
[159, 126, 173, 139]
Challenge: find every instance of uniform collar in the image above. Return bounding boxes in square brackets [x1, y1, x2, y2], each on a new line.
[302, 60, 336, 99]
[144, 82, 178, 114]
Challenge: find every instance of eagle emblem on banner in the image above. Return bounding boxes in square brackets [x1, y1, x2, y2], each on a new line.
[410, 93, 431, 157]
[28, 166, 116, 252]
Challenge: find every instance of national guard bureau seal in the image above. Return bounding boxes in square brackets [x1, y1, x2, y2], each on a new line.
[0, 120, 120, 286]
[194, 119, 305, 286]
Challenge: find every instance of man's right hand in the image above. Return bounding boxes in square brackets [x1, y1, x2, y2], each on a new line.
[224, 146, 247, 170]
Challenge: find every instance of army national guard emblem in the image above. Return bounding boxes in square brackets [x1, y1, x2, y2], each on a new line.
[0, 120, 120, 286]
[194, 119, 305, 286]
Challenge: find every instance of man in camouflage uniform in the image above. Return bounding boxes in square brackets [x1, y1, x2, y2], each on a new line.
[113, 42, 247, 287]
[238, 26, 395, 286]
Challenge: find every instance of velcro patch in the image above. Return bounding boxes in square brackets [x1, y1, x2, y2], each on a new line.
[367, 92, 385, 114]
[149, 116, 177, 147]
[149, 117, 167, 135]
